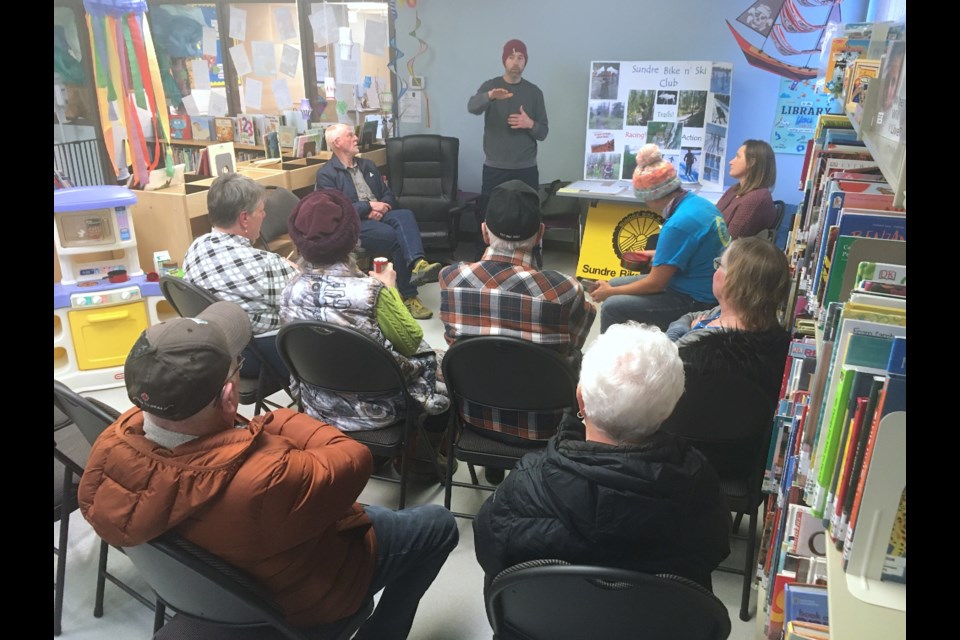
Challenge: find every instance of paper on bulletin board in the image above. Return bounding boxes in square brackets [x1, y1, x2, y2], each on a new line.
[309, 6, 339, 48]
[208, 90, 229, 117]
[271, 78, 291, 110]
[229, 7, 246, 41]
[364, 20, 387, 56]
[181, 94, 201, 117]
[191, 59, 211, 90]
[399, 90, 422, 124]
[576, 201, 664, 281]
[251, 41, 277, 77]
[230, 44, 252, 77]
[273, 5, 298, 41]
[279, 44, 299, 78]
[770, 77, 840, 154]
[202, 27, 218, 57]
[335, 44, 360, 85]
[243, 78, 263, 110]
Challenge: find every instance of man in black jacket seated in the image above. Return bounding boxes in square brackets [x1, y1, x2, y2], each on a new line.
[473, 321, 731, 592]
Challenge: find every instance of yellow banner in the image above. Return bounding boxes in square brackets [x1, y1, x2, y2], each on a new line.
[576, 202, 664, 281]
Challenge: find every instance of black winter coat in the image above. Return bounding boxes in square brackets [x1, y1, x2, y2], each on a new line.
[473, 414, 732, 590]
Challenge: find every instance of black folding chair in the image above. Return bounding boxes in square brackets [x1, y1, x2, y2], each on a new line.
[276, 320, 443, 510]
[487, 559, 731, 640]
[125, 531, 372, 640]
[159, 275, 294, 415]
[441, 337, 578, 518]
[53, 380, 156, 632]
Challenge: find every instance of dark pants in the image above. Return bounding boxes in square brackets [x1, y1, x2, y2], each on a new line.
[599, 276, 715, 333]
[352, 505, 459, 640]
[240, 333, 290, 382]
[360, 209, 426, 299]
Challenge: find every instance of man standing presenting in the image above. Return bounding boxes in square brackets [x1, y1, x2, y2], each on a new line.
[468, 39, 548, 245]
[316, 123, 443, 319]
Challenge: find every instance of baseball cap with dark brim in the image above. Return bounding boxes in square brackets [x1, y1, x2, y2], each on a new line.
[485, 180, 542, 241]
[125, 301, 251, 420]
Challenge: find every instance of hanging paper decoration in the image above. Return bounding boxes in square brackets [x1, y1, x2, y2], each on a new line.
[405, 10, 431, 127]
[84, 0, 173, 186]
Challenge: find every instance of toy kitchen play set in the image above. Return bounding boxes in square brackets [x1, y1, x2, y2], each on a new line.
[54, 186, 170, 391]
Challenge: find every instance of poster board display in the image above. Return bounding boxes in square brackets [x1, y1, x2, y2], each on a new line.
[585, 60, 733, 192]
[576, 201, 664, 281]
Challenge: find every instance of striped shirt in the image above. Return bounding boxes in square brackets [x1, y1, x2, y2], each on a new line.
[183, 231, 296, 335]
[439, 246, 596, 440]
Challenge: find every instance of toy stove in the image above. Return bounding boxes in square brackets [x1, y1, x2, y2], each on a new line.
[54, 186, 168, 391]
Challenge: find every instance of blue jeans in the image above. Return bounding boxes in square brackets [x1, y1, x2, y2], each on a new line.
[240, 333, 290, 381]
[353, 505, 459, 640]
[361, 209, 426, 299]
[600, 276, 715, 333]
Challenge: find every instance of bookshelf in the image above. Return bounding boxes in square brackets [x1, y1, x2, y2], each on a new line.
[758, 23, 906, 640]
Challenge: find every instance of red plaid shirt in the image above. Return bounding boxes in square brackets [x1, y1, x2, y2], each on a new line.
[439, 247, 596, 440]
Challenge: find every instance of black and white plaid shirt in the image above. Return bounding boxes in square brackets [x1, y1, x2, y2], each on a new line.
[182, 231, 295, 334]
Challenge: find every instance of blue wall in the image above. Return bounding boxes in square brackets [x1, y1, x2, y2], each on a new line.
[393, 0, 868, 207]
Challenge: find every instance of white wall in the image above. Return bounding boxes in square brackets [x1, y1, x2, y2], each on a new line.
[393, 0, 868, 206]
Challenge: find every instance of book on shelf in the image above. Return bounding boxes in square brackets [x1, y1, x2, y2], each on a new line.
[812, 113, 853, 141]
[785, 620, 830, 640]
[854, 260, 906, 288]
[278, 125, 297, 148]
[206, 142, 237, 176]
[874, 38, 906, 145]
[830, 376, 885, 547]
[843, 58, 881, 112]
[169, 114, 192, 140]
[263, 132, 281, 159]
[783, 583, 829, 627]
[881, 486, 906, 584]
[821, 235, 906, 310]
[191, 116, 216, 142]
[293, 135, 318, 159]
[765, 571, 798, 640]
[809, 314, 906, 517]
[236, 114, 258, 146]
[214, 117, 235, 142]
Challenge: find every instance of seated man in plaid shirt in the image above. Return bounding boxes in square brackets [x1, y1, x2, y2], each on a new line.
[439, 180, 596, 483]
[183, 172, 298, 378]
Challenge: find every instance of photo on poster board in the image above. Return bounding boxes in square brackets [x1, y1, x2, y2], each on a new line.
[583, 60, 731, 192]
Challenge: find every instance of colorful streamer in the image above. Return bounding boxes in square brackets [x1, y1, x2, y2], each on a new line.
[405, 10, 430, 127]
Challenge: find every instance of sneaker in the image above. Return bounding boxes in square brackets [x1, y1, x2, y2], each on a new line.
[404, 296, 433, 320]
[409, 258, 442, 286]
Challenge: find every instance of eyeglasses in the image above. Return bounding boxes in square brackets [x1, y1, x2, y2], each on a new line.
[225, 355, 246, 382]
[713, 257, 725, 271]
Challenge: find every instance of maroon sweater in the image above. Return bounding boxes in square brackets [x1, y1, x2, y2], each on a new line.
[716, 185, 776, 238]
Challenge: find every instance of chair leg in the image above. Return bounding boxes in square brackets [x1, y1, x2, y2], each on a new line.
[732, 511, 744, 532]
[94, 539, 109, 617]
[740, 506, 758, 621]
[397, 435, 409, 511]
[444, 434, 455, 510]
[467, 462, 479, 485]
[54, 472, 74, 636]
[153, 599, 166, 633]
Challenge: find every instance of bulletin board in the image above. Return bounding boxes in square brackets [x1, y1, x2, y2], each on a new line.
[584, 60, 734, 191]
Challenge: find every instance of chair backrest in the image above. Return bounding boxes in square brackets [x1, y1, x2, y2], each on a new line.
[441, 336, 578, 414]
[125, 532, 306, 640]
[276, 320, 408, 398]
[487, 559, 731, 640]
[260, 186, 300, 245]
[54, 379, 122, 447]
[385, 134, 459, 223]
[755, 199, 786, 242]
[159, 275, 219, 319]
[660, 366, 775, 482]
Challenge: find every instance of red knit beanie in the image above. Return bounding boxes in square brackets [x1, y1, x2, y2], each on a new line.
[288, 189, 360, 264]
[502, 39, 528, 65]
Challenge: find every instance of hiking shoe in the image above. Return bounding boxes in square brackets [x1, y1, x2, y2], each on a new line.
[409, 258, 442, 286]
[404, 296, 433, 319]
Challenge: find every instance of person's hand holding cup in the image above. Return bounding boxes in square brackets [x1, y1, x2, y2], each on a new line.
[370, 257, 397, 288]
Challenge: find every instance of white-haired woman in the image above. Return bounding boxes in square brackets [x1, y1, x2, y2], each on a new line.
[474, 322, 731, 592]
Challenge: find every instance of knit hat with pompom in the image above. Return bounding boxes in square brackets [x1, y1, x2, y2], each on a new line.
[632, 143, 681, 202]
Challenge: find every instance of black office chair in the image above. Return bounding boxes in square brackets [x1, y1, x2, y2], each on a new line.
[441, 337, 578, 518]
[53, 380, 156, 631]
[159, 275, 294, 416]
[660, 367, 779, 622]
[276, 320, 443, 510]
[385, 134, 462, 251]
[257, 185, 300, 259]
[124, 531, 372, 640]
[486, 559, 731, 640]
[755, 199, 786, 244]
